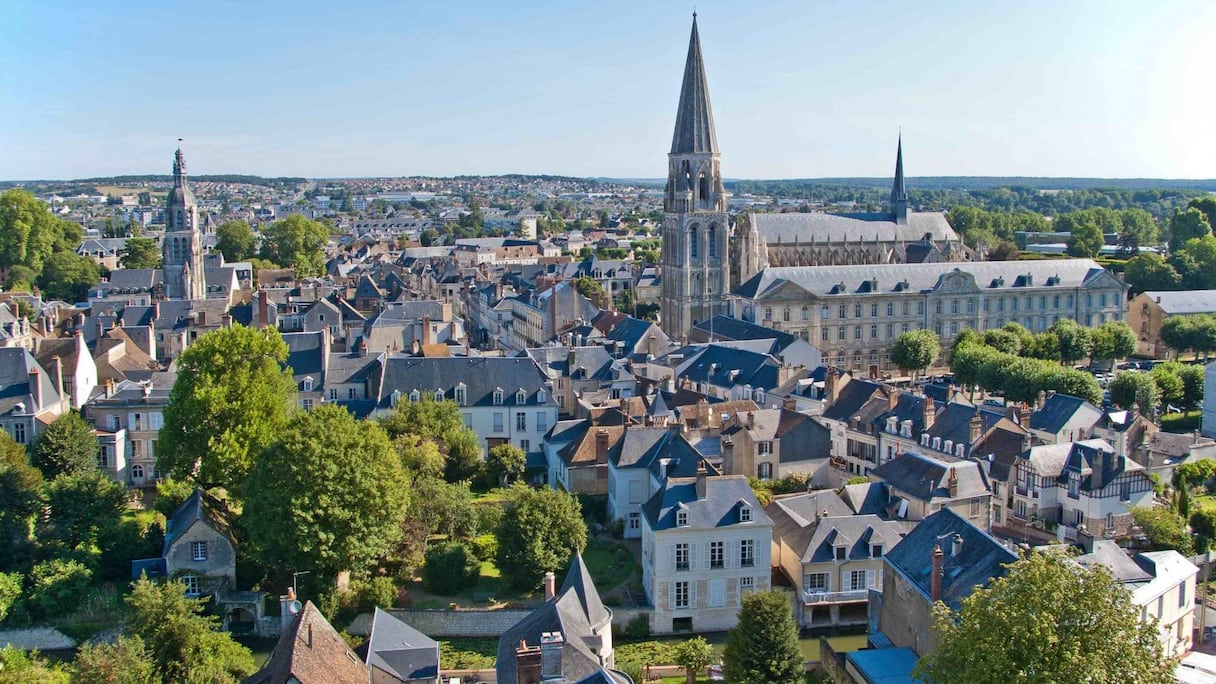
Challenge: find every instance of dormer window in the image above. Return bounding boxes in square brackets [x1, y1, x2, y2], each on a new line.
[390, 389, 401, 408]
[302, 377, 314, 392]
[433, 389, 444, 401]
[901, 420, 913, 438]
[676, 509, 688, 527]
[932, 436, 942, 450]
[455, 383, 467, 406]
[835, 545, 847, 561]
[493, 388, 504, 405]
[538, 389, 547, 403]
[871, 544, 883, 558]
[886, 417, 898, 434]
[409, 390, 421, 403]
[920, 433, 931, 447]
[516, 389, 527, 404]
[740, 505, 752, 523]
[944, 440, 953, 454]
[955, 443, 966, 458]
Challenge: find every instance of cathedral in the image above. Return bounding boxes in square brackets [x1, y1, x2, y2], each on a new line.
[161, 144, 207, 301]
[658, 16, 967, 340]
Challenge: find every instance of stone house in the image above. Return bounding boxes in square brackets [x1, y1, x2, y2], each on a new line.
[132, 488, 236, 597]
[641, 470, 772, 634]
[0, 347, 69, 448]
[1027, 391, 1102, 445]
[719, 407, 831, 484]
[604, 426, 712, 538]
[84, 375, 172, 487]
[868, 450, 993, 530]
[1127, 290, 1216, 358]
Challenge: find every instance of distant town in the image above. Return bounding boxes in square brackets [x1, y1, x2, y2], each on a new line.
[4, 13, 1216, 684]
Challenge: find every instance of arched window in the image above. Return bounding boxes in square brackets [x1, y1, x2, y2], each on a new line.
[708, 225, 717, 258]
[689, 226, 698, 259]
[132, 464, 144, 480]
[699, 174, 710, 203]
[302, 377, 314, 392]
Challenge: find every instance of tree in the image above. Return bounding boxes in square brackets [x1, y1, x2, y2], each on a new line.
[982, 328, 1022, 355]
[119, 236, 161, 269]
[259, 214, 329, 276]
[890, 329, 941, 380]
[495, 484, 587, 591]
[915, 551, 1172, 684]
[73, 636, 156, 684]
[408, 476, 478, 541]
[1191, 197, 1216, 232]
[988, 241, 1020, 261]
[1090, 321, 1136, 363]
[244, 404, 409, 580]
[125, 577, 255, 683]
[0, 189, 83, 275]
[1150, 364, 1185, 408]
[28, 558, 92, 619]
[673, 636, 715, 684]
[722, 590, 803, 684]
[1125, 253, 1180, 293]
[30, 411, 98, 479]
[378, 399, 484, 483]
[0, 432, 41, 569]
[1131, 506, 1192, 554]
[1176, 363, 1205, 409]
[1109, 372, 1159, 411]
[573, 276, 609, 309]
[37, 251, 99, 302]
[443, 429, 484, 483]
[1118, 208, 1159, 254]
[214, 220, 257, 262]
[421, 542, 481, 595]
[1168, 206, 1212, 251]
[1173, 235, 1216, 290]
[0, 571, 20, 623]
[485, 443, 526, 488]
[158, 324, 294, 490]
[42, 471, 126, 550]
[1066, 219, 1105, 258]
[0, 646, 69, 683]
[419, 228, 439, 247]
[1047, 319, 1092, 365]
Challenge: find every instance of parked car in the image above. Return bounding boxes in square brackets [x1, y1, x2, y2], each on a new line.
[982, 398, 1005, 407]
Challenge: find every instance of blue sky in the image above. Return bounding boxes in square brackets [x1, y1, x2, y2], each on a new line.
[3, 0, 1214, 180]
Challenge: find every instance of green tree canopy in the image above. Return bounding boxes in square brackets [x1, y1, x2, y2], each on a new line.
[37, 251, 100, 302]
[1066, 219, 1105, 257]
[1132, 506, 1192, 554]
[485, 443, 526, 488]
[890, 329, 941, 379]
[1168, 206, 1212, 251]
[0, 189, 83, 275]
[1047, 319, 1092, 365]
[125, 577, 255, 683]
[157, 324, 295, 490]
[1125, 253, 1181, 293]
[915, 550, 1173, 684]
[214, 220, 257, 262]
[377, 399, 484, 483]
[495, 484, 587, 591]
[673, 636, 715, 684]
[1109, 371, 1159, 411]
[0, 646, 70, 683]
[42, 471, 126, 551]
[722, 590, 803, 684]
[0, 432, 41, 570]
[72, 636, 156, 684]
[258, 214, 328, 276]
[119, 236, 161, 269]
[243, 404, 409, 580]
[1090, 321, 1136, 363]
[30, 411, 98, 480]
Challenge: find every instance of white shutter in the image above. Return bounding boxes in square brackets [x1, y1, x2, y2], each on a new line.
[669, 581, 676, 610]
[690, 542, 698, 571]
[669, 543, 676, 572]
[709, 579, 726, 608]
[728, 540, 738, 569]
[866, 569, 875, 590]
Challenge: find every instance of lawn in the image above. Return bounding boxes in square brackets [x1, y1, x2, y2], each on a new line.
[1161, 410, 1202, 433]
[582, 543, 636, 594]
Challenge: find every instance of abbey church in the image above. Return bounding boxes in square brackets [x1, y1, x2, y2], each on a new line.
[659, 16, 967, 339]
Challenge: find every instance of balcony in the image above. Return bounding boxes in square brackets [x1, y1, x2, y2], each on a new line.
[803, 589, 871, 605]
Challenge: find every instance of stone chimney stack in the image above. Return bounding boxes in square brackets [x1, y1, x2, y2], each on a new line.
[887, 388, 900, 411]
[515, 640, 542, 684]
[969, 413, 983, 444]
[539, 632, 564, 680]
[947, 467, 959, 498]
[543, 571, 556, 601]
[595, 428, 610, 462]
[28, 367, 42, 409]
[1019, 402, 1033, 428]
[951, 533, 964, 558]
[696, 460, 708, 500]
[922, 396, 936, 431]
[930, 545, 944, 603]
[421, 314, 433, 347]
[50, 355, 64, 400]
[825, 368, 839, 406]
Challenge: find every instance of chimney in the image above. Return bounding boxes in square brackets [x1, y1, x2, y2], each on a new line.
[50, 355, 64, 400]
[29, 367, 43, 409]
[421, 314, 433, 347]
[221, 312, 232, 328]
[540, 632, 564, 680]
[922, 396, 936, 431]
[1019, 402, 1032, 428]
[947, 467, 959, 498]
[358, 338, 368, 358]
[888, 388, 900, 411]
[95, 319, 105, 341]
[969, 413, 983, 444]
[783, 396, 797, 411]
[593, 428, 612, 463]
[543, 571, 556, 601]
[930, 545, 944, 602]
[515, 640, 542, 684]
[825, 368, 839, 406]
[258, 289, 270, 327]
[1037, 391, 1047, 410]
[1093, 449, 1108, 491]
[746, 411, 755, 429]
[279, 588, 298, 632]
[951, 533, 964, 558]
[696, 460, 708, 500]
[152, 299, 160, 321]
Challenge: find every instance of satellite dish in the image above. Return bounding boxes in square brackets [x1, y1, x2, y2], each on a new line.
[288, 600, 302, 615]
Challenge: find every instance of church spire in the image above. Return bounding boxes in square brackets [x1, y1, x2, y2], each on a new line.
[173, 139, 188, 189]
[670, 14, 718, 155]
[890, 133, 908, 224]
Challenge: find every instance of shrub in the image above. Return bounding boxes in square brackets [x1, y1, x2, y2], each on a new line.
[473, 504, 503, 536]
[353, 576, 398, 611]
[422, 543, 481, 596]
[469, 534, 498, 561]
[0, 572, 20, 623]
[621, 613, 650, 641]
[28, 558, 93, 619]
[617, 661, 646, 684]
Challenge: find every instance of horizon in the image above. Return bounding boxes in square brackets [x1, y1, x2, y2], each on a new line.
[4, 1, 1215, 180]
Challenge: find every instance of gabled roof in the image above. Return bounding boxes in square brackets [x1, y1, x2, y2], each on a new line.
[801, 515, 904, 563]
[885, 508, 1017, 610]
[677, 344, 780, 390]
[363, 607, 439, 682]
[642, 474, 768, 531]
[0, 347, 60, 415]
[689, 315, 795, 351]
[1140, 290, 1216, 315]
[376, 356, 555, 409]
[821, 379, 884, 422]
[246, 601, 367, 684]
[1029, 392, 1101, 434]
[163, 488, 232, 556]
[870, 451, 989, 504]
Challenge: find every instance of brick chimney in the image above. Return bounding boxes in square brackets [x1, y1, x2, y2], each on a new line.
[947, 467, 959, 498]
[825, 368, 839, 406]
[696, 460, 708, 500]
[930, 545, 944, 602]
[515, 640, 542, 684]
[969, 413, 983, 444]
[1019, 402, 1032, 428]
[543, 571, 556, 601]
[595, 428, 610, 462]
[922, 396, 936, 431]
[421, 314, 433, 347]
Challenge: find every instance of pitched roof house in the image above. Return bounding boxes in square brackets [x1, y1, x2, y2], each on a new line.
[245, 601, 367, 684]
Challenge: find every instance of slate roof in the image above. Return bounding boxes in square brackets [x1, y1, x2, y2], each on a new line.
[641, 474, 768, 532]
[678, 344, 780, 390]
[839, 482, 890, 516]
[163, 488, 232, 556]
[362, 608, 439, 682]
[801, 515, 905, 564]
[720, 408, 832, 463]
[748, 210, 957, 246]
[885, 508, 1017, 610]
[821, 379, 884, 422]
[245, 601, 367, 684]
[735, 258, 1116, 300]
[606, 427, 707, 480]
[869, 451, 990, 505]
[1075, 539, 1152, 583]
[0, 347, 59, 415]
[375, 356, 555, 409]
[689, 314, 796, 350]
[1143, 290, 1216, 315]
[283, 331, 326, 389]
[1029, 392, 1101, 434]
[669, 15, 717, 155]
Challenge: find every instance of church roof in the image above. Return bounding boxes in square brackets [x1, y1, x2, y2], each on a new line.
[748, 211, 957, 246]
[670, 15, 717, 155]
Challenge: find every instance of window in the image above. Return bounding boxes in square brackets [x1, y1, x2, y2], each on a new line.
[689, 228, 698, 259]
[191, 541, 208, 561]
[835, 545, 847, 561]
[756, 462, 773, 480]
[302, 377, 314, 392]
[802, 306, 809, 321]
[951, 300, 959, 314]
[674, 581, 690, 609]
[520, 439, 530, 452]
[349, 387, 358, 400]
[182, 575, 201, 596]
[822, 305, 831, 320]
[918, 302, 925, 315]
[516, 413, 527, 431]
[536, 412, 548, 434]
[854, 304, 862, 318]
[493, 412, 504, 433]
[1068, 475, 1079, 498]
[783, 307, 790, 322]
[870, 324, 878, 339]
[740, 505, 752, 522]
[708, 226, 717, 257]
[740, 539, 755, 567]
[493, 388, 504, 405]
[839, 305, 846, 319]
[804, 572, 828, 592]
[132, 464, 145, 480]
[628, 512, 640, 531]
[822, 328, 829, 342]
[740, 576, 755, 595]
[433, 389, 444, 401]
[516, 389, 527, 404]
[329, 388, 338, 400]
[301, 398, 314, 411]
[935, 301, 943, 315]
[710, 541, 724, 569]
[871, 544, 883, 558]
[455, 385, 467, 405]
[903, 302, 910, 316]
[854, 326, 862, 340]
[838, 327, 846, 341]
[764, 307, 772, 321]
[107, 414, 120, 431]
[850, 570, 870, 591]
[676, 509, 688, 527]
[1180, 582, 1188, 608]
[675, 543, 690, 571]
[757, 441, 772, 455]
[131, 440, 143, 457]
[871, 303, 879, 317]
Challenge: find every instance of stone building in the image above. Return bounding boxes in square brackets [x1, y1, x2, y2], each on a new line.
[161, 145, 207, 301]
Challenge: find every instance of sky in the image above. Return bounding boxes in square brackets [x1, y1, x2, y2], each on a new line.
[3, 0, 1215, 181]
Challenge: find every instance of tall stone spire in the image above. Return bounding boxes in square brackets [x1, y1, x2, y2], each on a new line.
[670, 14, 718, 156]
[890, 133, 908, 224]
[173, 140, 188, 188]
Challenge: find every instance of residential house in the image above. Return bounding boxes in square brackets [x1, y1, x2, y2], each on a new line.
[361, 607, 440, 683]
[818, 372, 886, 481]
[868, 450, 993, 529]
[641, 470, 773, 633]
[33, 331, 97, 409]
[719, 407, 831, 484]
[690, 314, 823, 370]
[766, 490, 906, 628]
[999, 438, 1154, 543]
[1136, 431, 1216, 482]
[1127, 290, 1216, 358]
[496, 555, 627, 684]
[875, 508, 1017, 656]
[1028, 391, 1102, 444]
[84, 375, 172, 486]
[527, 346, 637, 418]
[1089, 407, 1157, 461]
[672, 343, 791, 405]
[605, 426, 713, 538]
[246, 601, 368, 684]
[132, 489, 236, 598]
[0, 347, 69, 447]
[547, 423, 622, 495]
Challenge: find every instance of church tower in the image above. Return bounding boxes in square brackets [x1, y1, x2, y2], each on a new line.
[889, 134, 908, 225]
[162, 143, 206, 300]
[659, 14, 730, 341]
